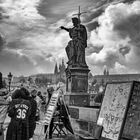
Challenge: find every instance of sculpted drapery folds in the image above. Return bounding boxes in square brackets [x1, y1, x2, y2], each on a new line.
[60, 17, 87, 67]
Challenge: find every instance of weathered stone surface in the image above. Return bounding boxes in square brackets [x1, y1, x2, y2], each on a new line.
[76, 120, 89, 131]
[68, 106, 100, 138]
[70, 118, 100, 138]
[69, 107, 79, 119]
[66, 67, 90, 93]
[79, 107, 99, 122]
[69, 106, 99, 122]
[89, 122, 95, 134]
[64, 94, 90, 106]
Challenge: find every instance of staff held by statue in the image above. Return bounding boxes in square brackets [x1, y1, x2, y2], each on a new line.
[73, 6, 87, 37]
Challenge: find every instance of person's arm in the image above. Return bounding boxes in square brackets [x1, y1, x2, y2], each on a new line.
[60, 26, 70, 32]
[7, 101, 15, 118]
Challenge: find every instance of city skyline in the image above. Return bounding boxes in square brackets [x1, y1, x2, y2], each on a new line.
[0, 0, 140, 77]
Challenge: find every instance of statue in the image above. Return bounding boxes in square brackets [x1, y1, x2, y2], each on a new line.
[60, 12, 88, 68]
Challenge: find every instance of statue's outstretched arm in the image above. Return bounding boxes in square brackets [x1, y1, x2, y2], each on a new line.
[60, 26, 69, 32]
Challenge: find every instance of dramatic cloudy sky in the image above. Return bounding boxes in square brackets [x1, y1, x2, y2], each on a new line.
[0, 0, 139, 76]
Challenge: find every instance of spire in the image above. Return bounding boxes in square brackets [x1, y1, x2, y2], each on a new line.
[103, 69, 107, 75]
[62, 59, 64, 65]
[62, 59, 65, 68]
[61, 59, 66, 73]
[103, 65, 109, 75]
[107, 69, 109, 75]
[54, 63, 58, 74]
[59, 63, 62, 72]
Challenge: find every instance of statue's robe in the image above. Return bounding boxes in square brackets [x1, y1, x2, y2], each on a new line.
[65, 24, 87, 66]
[6, 99, 31, 140]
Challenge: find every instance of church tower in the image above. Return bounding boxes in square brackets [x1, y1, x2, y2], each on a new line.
[103, 67, 109, 75]
[61, 59, 65, 73]
[106, 69, 109, 75]
[54, 63, 58, 75]
[103, 69, 107, 75]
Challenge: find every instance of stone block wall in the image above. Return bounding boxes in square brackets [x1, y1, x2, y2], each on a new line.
[69, 106, 100, 137]
[64, 94, 90, 107]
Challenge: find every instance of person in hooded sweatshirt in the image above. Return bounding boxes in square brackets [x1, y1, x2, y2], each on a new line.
[20, 87, 37, 140]
[6, 89, 31, 140]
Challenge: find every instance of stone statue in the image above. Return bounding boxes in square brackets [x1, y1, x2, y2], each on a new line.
[60, 17, 87, 67]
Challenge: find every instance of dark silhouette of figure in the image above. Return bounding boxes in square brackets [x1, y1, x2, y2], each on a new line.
[20, 87, 37, 139]
[6, 89, 31, 140]
[60, 17, 87, 67]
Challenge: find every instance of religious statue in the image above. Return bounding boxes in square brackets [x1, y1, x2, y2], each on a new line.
[60, 15, 88, 68]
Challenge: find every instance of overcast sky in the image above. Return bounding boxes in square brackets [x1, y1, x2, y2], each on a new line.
[0, 0, 139, 77]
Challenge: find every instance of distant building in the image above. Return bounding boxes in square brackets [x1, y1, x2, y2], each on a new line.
[103, 67, 109, 76]
[30, 59, 66, 85]
[89, 69, 140, 94]
[93, 74, 140, 84]
[57, 59, 66, 81]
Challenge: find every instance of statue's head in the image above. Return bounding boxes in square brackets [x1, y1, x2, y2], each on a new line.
[72, 17, 79, 26]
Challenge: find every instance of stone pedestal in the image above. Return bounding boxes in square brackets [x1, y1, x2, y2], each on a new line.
[64, 93, 90, 106]
[66, 67, 90, 93]
[64, 67, 90, 106]
[68, 106, 100, 138]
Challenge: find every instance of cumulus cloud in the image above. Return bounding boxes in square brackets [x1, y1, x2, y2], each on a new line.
[0, 0, 139, 76]
[0, 0, 70, 75]
[87, 0, 140, 74]
[0, 49, 36, 76]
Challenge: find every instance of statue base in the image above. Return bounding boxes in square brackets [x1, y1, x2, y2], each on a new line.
[65, 66, 90, 106]
[65, 67, 90, 93]
[64, 93, 90, 106]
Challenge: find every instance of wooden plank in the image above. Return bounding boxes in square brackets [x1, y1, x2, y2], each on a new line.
[61, 97, 74, 135]
[40, 88, 74, 138]
[42, 89, 60, 128]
